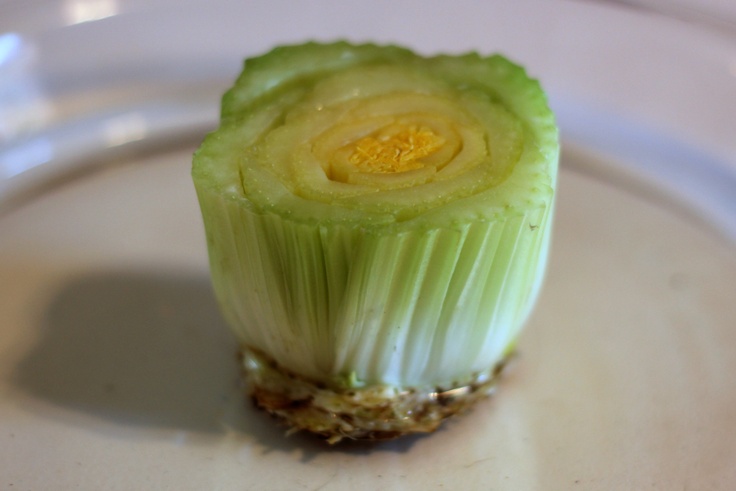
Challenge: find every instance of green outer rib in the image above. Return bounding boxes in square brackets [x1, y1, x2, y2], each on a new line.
[192, 41, 558, 390]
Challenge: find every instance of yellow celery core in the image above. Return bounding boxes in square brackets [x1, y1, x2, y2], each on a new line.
[348, 124, 445, 174]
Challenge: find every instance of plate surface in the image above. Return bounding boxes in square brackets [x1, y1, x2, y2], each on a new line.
[1, 1, 735, 489]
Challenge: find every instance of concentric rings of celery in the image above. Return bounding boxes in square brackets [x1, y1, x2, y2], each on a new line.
[193, 42, 558, 390]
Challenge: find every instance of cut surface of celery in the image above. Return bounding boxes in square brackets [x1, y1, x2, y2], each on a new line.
[192, 41, 558, 441]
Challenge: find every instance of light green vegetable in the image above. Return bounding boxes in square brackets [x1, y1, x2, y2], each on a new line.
[192, 41, 558, 442]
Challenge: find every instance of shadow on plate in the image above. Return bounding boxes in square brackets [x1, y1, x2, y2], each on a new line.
[12, 269, 421, 456]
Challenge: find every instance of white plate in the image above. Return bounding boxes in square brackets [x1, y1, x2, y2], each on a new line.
[1, 1, 735, 489]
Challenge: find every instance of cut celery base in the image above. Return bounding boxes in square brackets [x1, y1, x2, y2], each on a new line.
[242, 346, 513, 444]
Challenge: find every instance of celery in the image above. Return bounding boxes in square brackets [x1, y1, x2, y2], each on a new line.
[192, 41, 558, 442]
